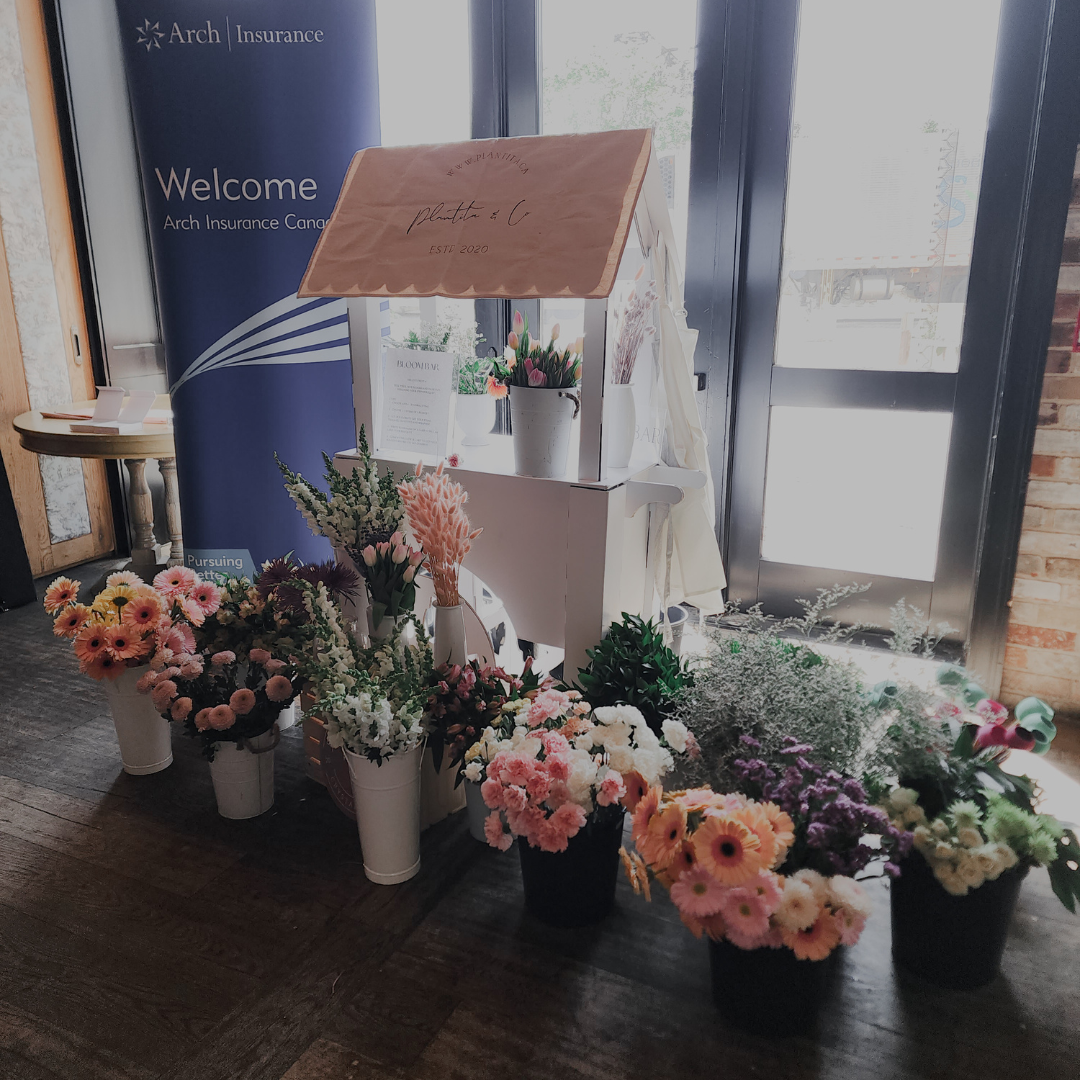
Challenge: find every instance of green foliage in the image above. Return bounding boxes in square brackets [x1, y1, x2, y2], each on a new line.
[575, 613, 692, 735]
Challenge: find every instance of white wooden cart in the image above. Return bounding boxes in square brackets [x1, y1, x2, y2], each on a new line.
[300, 129, 706, 680]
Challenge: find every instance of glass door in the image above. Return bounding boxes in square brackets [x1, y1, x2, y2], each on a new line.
[721, 0, 1009, 634]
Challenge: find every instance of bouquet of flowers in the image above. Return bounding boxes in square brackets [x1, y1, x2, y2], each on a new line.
[44, 567, 220, 681]
[425, 657, 544, 776]
[277, 427, 405, 557]
[357, 532, 425, 628]
[480, 697, 693, 853]
[140, 647, 300, 759]
[398, 459, 482, 608]
[290, 579, 432, 763]
[487, 310, 582, 392]
[872, 666, 1080, 911]
[624, 782, 874, 960]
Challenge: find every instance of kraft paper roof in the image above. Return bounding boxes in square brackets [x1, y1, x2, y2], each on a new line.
[298, 129, 652, 300]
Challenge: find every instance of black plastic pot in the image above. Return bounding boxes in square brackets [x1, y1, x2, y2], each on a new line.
[708, 938, 837, 1035]
[890, 853, 1028, 989]
[517, 809, 624, 927]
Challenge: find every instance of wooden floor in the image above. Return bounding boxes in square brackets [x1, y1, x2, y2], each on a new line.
[1, 566, 1078, 1080]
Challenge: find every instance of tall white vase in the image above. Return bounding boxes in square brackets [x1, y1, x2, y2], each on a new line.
[604, 382, 636, 469]
[103, 666, 173, 775]
[433, 604, 468, 668]
[344, 744, 423, 884]
[464, 778, 489, 842]
[455, 393, 496, 446]
[208, 727, 277, 819]
[508, 385, 580, 478]
[424, 603, 469, 827]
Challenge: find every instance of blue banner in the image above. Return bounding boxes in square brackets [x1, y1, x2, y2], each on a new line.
[116, 1, 379, 578]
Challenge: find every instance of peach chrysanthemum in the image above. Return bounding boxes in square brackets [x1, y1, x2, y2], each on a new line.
[398, 461, 482, 607]
[692, 814, 764, 886]
[53, 604, 92, 639]
[194, 709, 212, 731]
[43, 576, 80, 613]
[265, 675, 293, 702]
[208, 705, 236, 730]
[170, 697, 193, 721]
[781, 911, 842, 961]
[229, 689, 256, 715]
[104, 624, 147, 661]
[73, 624, 109, 665]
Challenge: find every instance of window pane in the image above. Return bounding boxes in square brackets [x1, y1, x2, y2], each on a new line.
[774, 0, 1001, 372]
[541, 0, 698, 279]
[760, 407, 953, 581]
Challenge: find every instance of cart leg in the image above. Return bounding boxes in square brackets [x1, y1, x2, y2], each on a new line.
[123, 458, 157, 572]
[159, 457, 184, 567]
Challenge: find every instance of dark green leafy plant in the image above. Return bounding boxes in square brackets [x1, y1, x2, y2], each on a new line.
[574, 613, 693, 735]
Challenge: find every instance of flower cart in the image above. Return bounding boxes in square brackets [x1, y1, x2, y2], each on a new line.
[297, 129, 726, 685]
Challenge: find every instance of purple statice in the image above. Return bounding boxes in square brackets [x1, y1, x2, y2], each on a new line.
[731, 735, 907, 876]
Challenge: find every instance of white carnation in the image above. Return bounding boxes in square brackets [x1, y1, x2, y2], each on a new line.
[660, 719, 689, 754]
[463, 761, 483, 783]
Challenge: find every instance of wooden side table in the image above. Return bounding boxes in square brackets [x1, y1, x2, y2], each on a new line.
[12, 395, 182, 571]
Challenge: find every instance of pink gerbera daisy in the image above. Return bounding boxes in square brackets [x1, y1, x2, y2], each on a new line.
[122, 593, 163, 628]
[833, 907, 867, 947]
[153, 566, 197, 598]
[105, 570, 141, 588]
[670, 866, 726, 918]
[190, 581, 221, 616]
[719, 887, 771, 939]
[43, 576, 80, 613]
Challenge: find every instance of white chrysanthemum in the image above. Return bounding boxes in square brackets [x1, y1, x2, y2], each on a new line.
[827, 875, 872, 918]
[607, 743, 634, 774]
[661, 719, 690, 753]
[774, 878, 820, 932]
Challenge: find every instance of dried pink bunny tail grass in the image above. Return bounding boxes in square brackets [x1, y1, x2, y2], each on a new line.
[398, 462, 482, 607]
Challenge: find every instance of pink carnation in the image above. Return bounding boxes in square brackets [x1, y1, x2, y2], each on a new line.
[170, 697, 193, 721]
[485, 811, 512, 851]
[545, 754, 570, 782]
[481, 777, 505, 809]
[525, 772, 552, 803]
[596, 772, 626, 808]
[208, 705, 236, 731]
[194, 708, 212, 731]
[211, 650, 236, 667]
[248, 648, 271, 664]
[526, 689, 571, 727]
[229, 689, 256, 715]
[502, 785, 528, 813]
[500, 752, 537, 787]
[540, 731, 570, 755]
[265, 675, 293, 702]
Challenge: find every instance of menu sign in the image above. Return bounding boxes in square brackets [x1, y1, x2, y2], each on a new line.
[299, 129, 652, 300]
[378, 346, 453, 457]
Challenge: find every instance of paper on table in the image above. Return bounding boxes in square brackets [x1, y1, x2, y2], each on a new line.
[298, 129, 652, 300]
[378, 346, 453, 458]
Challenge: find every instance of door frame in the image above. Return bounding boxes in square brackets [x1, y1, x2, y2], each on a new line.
[684, 0, 1080, 692]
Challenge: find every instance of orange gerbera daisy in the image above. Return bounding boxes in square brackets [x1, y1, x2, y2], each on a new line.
[781, 911, 842, 961]
[762, 801, 796, 855]
[52, 604, 92, 639]
[631, 785, 662, 847]
[43, 576, 80, 613]
[668, 839, 698, 881]
[731, 802, 779, 870]
[73, 624, 110, 665]
[84, 650, 124, 681]
[122, 592, 163, 628]
[104, 624, 148, 661]
[621, 769, 650, 813]
[639, 802, 688, 869]
[692, 813, 764, 885]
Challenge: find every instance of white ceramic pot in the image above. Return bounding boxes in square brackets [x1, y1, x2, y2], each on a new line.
[367, 607, 404, 642]
[208, 726, 278, 819]
[420, 746, 467, 829]
[604, 382, 636, 470]
[464, 778, 489, 842]
[508, 385, 580, 478]
[456, 393, 496, 446]
[344, 744, 423, 884]
[665, 604, 689, 656]
[433, 603, 467, 668]
[104, 666, 173, 775]
[276, 699, 299, 731]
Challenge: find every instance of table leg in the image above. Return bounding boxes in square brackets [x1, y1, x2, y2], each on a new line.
[123, 458, 157, 573]
[158, 457, 184, 568]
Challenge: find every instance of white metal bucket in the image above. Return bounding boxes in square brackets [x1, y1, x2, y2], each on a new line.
[345, 744, 423, 884]
[104, 666, 173, 775]
[509, 385, 579, 478]
[207, 726, 277, 819]
[604, 382, 636, 470]
[464, 778, 489, 842]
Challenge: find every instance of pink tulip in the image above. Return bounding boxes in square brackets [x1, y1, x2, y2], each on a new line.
[361, 545, 377, 567]
[508, 331, 519, 350]
[392, 544, 408, 564]
[512, 310, 525, 335]
[403, 565, 416, 583]
[550, 323, 561, 341]
[528, 367, 547, 387]
[408, 550, 424, 566]
[390, 531, 404, 546]
[573, 336, 584, 355]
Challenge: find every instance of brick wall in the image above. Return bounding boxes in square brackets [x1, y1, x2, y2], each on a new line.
[1001, 149, 1080, 714]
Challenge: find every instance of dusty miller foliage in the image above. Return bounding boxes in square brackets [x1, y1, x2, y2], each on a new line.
[679, 586, 943, 792]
